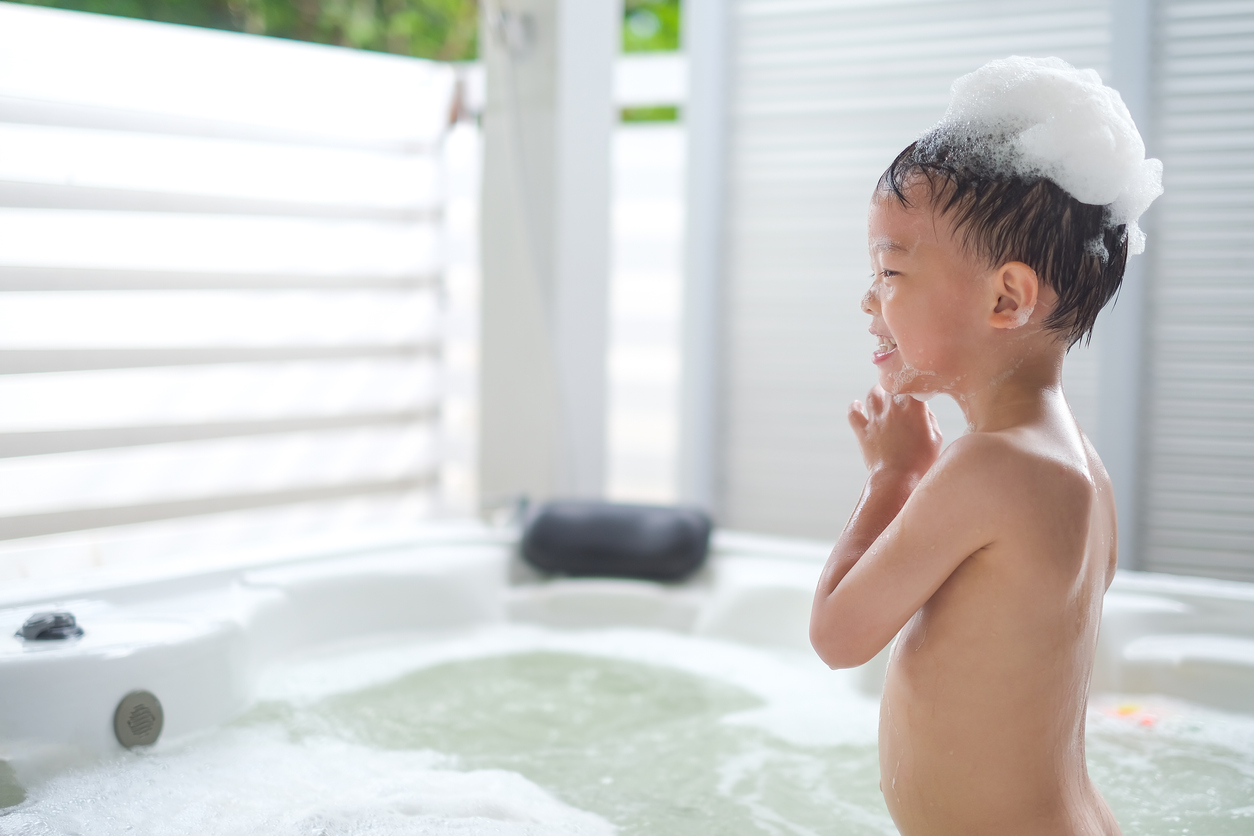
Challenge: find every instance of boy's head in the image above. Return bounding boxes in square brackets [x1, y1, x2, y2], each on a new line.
[876, 139, 1128, 347]
[867, 57, 1163, 350]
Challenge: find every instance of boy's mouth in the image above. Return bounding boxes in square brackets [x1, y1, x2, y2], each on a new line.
[873, 334, 897, 363]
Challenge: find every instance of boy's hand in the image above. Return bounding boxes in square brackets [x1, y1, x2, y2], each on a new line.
[814, 386, 956, 667]
[848, 385, 942, 480]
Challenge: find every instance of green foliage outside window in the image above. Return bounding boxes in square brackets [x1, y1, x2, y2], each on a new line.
[12, 0, 479, 61]
[622, 0, 681, 122]
[16, 0, 681, 122]
[623, 0, 679, 53]
[15, 1, 681, 61]
[621, 105, 679, 123]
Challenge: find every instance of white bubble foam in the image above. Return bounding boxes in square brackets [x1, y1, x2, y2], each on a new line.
[926, 56, 1163, 254]
[1006, 301, 1033, 328]
[4, 727, 615, 836]
[889, 362, 936, 393]
[4, 626, 884, 834]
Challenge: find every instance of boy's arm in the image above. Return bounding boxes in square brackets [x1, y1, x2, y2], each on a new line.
[810, 386, 1001, 668]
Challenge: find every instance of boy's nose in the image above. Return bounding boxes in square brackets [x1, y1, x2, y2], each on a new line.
[861, 286, 878, 314]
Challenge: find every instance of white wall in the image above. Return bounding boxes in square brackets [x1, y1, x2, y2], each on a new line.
[477, 0, 617, 507]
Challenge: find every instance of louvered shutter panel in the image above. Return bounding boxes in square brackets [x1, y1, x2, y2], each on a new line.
[1142, 0, 1254, 581]
[719, 0, 1108, 538]
[0, 5, 469, 576]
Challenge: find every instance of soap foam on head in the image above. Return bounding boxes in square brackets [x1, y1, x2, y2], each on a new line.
[922, 56, 1163, 253]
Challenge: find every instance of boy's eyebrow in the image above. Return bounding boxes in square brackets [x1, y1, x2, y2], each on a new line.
[870, 236, 909, 254]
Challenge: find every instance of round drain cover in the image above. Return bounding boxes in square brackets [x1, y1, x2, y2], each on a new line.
[114, 690, 163, 748]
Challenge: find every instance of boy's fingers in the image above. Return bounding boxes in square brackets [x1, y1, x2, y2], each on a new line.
[848, 401, 869, 433]
[865, 386, 886, 414]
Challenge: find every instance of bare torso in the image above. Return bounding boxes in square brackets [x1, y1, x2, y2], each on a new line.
[879, 425, 1121, 836]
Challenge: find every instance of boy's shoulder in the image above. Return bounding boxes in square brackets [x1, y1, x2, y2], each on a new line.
[920, 427, 1095, 518]
[895, 426, 1108, 592]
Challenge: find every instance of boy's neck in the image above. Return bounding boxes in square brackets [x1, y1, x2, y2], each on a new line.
[951, 340, 1069, 434]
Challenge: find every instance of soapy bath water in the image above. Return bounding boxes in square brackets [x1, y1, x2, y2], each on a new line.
[3, 627, 1254, 835]
[256, 651, 888, 835]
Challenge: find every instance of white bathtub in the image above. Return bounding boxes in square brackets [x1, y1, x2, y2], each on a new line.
[2, 522, 1253, 761]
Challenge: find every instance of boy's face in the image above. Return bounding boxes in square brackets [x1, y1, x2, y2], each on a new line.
[864, 185, 992, 396]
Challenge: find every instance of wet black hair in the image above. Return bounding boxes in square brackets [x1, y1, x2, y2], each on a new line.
[878, 136, 1128, 347]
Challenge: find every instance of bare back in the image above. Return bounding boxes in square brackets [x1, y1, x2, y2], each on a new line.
[879, 418, 1120, 836]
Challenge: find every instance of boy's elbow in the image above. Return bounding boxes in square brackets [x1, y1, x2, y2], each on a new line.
[812, 642, 876, 670]
[809, 618, 879, 670]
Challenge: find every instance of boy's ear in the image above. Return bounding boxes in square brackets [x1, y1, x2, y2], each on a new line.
[988, 261, 1039, 329]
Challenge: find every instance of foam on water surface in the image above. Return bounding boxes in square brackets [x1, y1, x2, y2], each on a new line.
[4, 626, 1254, 835]
[1, 627, 892, 836]
[925, 56, 1163, 253]
[1087, 695, 1254, 835]
[2, 728, 613, 836]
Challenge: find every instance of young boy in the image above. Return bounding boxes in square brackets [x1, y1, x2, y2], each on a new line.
[809, 58, 1161, 836]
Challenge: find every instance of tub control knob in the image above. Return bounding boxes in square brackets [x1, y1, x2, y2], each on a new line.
[114, 690, 163, 748]
[14, 612, 83, 641]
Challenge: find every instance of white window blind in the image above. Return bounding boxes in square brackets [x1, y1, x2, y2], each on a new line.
[0, 4, 470, 578]
[720, 0, 1107, 539]
[1143, 0, 1254, 582]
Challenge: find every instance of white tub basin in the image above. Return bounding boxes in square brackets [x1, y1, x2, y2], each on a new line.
[1, 524, 1251, 759]
[2, 524, 1254, 835]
